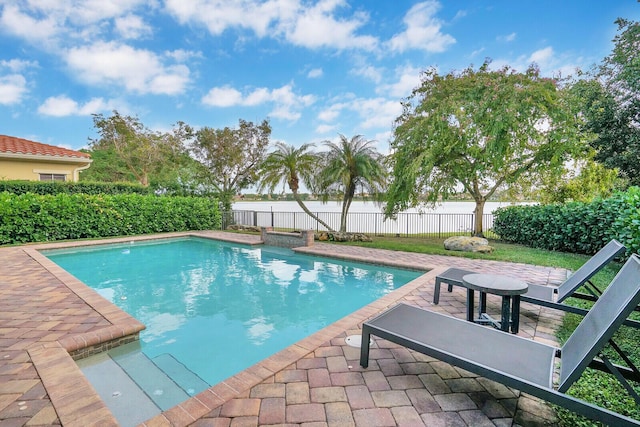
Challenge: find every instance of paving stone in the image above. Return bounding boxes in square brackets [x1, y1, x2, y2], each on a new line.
[229, 416, 258, 427]
[249, 383, 285, 398]
[418, 373, 451, 395]
[325, 401, 355, 426]
[420, 411, 467, 427]
[258, 398, 285, 425]
[406, 389, 440, 414]
[345, 385, 375, 410]
[220, 399, 261, 418]
[376, 358, 404, 376]
[516, 395, 558, 423]
[430, 361, 461, 379]
[285, 382, 310, 405]
[390, 406, 423, 426]
[326, 356, 349, 373]
[387, 375, 425, 390]
[445, 377, 484, 393]
[370, 390, 411, 407]
[400, 362, 434, 375]
[275, 369, 308, 383]
[476, 377, 519, 399]
[433, 393, 477, 411]
[297, 357, 327, 370]
[308, 368, 332, 388]
[389, 348, 415, 363]
[514, 408, 559, 426]
[362, 371, 390, 391]
[352, 408, 396, 427]
[310, 387, 347, 403]
[329, 372, 364, 386]
[458, 409, 496, 426]
[286, 403, 326, 423]
[192, 418, 231, 427]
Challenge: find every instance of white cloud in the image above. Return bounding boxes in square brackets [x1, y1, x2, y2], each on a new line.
[0, 59, 39, 73]
[315, 123, 337, 134]
[37, 95, 118, 116]
[280, 1, 378, 51]
[497, 32, 517, 43]
[115, 14, 153, 39]
[0, 1, 150, 45]
[317, 96, 401, 132]
[318, 103, 346, 122]
[164, 0, 286, 37]
[201, 86, 243, 106]
[491, 46, 581, 79]
[165, 49, 203, 62]
[65, 41, 190, 95]
[378, 65, 421, 98]
[202, 83, 315, 121]
[307, 68, 323, 78]
[529, 47, 554, 65]
[165, 0, 378, 51]
[350, 64, 383, 84]
[0, 74, 28, 105]
[0, 4, 61, 44]
[387, 1, 455, 53]
[351, 97, 401, 129]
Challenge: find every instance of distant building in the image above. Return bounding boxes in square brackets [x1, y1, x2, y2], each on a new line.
[0, 135, 92, 182]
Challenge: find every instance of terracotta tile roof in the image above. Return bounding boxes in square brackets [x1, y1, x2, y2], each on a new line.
[0, 134, 90, 159]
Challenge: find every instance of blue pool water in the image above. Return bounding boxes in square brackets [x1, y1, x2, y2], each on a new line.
[45, 238, 420, 396]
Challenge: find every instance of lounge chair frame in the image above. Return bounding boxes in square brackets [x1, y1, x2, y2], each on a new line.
[360, 254, 640, 426]
[434, 240, 640, 328]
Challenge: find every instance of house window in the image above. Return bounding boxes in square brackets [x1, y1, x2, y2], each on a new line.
[39, 173, 66, 182]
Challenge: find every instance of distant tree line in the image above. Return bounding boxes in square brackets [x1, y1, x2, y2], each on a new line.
[81, 16, 639, 237]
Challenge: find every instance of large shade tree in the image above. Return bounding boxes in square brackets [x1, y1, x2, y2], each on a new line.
[320, 134, 387, 233]
[89, 111, 192, 187]
[191, 119, 271, 211]
[258, 142, 335, 231]
[386, 62, 584, 236]
[578, 18, 640, 186]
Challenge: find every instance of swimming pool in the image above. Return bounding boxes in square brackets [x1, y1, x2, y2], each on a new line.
[44, 237, 421, 417]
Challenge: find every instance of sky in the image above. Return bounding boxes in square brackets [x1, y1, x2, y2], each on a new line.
[1, 0, 639, 155]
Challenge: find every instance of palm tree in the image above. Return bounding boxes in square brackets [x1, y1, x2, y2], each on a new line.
[320, 134, 388, 233]
[258, 142, 335, 232]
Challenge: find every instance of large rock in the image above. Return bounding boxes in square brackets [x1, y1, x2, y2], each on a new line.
[444, 236, 493, 253]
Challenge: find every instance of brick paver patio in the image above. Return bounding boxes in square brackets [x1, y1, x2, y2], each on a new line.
[0, 231, 569, 426]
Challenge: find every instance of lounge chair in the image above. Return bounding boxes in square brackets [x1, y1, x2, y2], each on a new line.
[360, 254, 640, 426]
[433, 240, 639, 327]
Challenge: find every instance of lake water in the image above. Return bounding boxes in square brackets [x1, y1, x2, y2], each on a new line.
[233, 200, 522, 214]
[231, 201, 527, 236]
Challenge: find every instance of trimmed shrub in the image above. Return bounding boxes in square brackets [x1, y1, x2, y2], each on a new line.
[494, 187, 640, 256]
[0, 180, 151, 196]
[0, 192, 221, 245]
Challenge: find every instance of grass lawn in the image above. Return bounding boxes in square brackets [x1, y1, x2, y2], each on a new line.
[339, 235, 640, 427]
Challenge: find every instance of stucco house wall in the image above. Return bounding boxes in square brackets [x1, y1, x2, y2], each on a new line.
[0, 135, 92, 182]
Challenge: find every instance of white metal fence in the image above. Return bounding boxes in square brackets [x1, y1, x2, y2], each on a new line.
[224, 210, 498, 239]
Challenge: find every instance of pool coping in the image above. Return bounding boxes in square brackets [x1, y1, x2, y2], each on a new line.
[23, 231, 442, 426]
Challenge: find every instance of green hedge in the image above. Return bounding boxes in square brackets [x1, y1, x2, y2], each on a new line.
[0, 180, 151, 195]
[494, 187, 640, 256]
[0, 192, 221, 245]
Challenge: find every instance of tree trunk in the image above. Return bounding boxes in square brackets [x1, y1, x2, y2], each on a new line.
[473, 198, 486, 237]
[293, 190, 336, 232]
[339, 184, 355, 233]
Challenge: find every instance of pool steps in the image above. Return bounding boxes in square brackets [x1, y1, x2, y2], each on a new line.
[77, 341, 209, 426]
